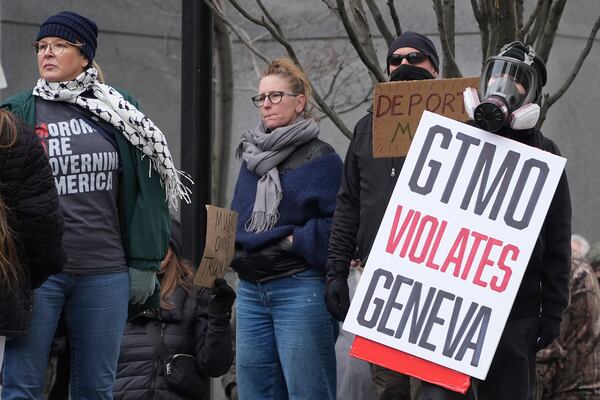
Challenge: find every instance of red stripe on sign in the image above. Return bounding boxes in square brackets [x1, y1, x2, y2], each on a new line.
[350, 335, 471, 394]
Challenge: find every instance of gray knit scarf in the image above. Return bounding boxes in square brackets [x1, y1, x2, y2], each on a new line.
[237, 116, 319, 232]
[33, 67, 192, 209]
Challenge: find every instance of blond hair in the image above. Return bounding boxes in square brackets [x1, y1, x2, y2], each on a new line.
[0, 110, 22, 289]
[261, 58, 312, 117]
[92, 61, 105, 83]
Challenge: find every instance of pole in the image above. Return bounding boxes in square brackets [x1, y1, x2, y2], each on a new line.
[180, 0, 213, 266]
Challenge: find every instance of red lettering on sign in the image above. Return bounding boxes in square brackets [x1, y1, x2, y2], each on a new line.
[384, 205, 516, 293]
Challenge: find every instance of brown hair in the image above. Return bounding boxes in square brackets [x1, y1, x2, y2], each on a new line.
[0, 110, 22, 289]
[261, 58, 312, 117]
[160, 253, 195, 310]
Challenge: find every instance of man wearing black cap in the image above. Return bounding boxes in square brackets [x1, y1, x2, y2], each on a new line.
[325, 31, 440, 399]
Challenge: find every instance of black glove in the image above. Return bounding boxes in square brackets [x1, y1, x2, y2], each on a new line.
[325, 262, 350, 321]
[208, 278, 236, 319]
[536, 315, 561, 351]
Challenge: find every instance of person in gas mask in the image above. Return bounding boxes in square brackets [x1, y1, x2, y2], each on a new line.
[326, 31, 439, 400]
[418, 41, 572, 400]
[464, 41, 547, 133]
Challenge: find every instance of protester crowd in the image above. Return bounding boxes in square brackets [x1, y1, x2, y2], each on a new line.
[0, 8, 597, 400]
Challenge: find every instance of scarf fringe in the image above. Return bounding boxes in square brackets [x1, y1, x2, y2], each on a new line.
[143, 154, 194, 210]
[165, 171, 194, 210]
[244, 211, 280, 233]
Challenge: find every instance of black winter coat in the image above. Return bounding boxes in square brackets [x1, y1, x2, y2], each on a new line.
[114, 285, 233, 400]
[495, 126, 571, 321]
[327, 111, 403, 268]
[0, 117, 65, 337]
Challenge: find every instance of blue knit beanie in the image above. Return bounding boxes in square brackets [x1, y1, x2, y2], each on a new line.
[36, 11, 98, 63]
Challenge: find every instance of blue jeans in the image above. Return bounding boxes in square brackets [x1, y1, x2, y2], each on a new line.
[2, 272, 129, 400]
[236, 269, 338, 400]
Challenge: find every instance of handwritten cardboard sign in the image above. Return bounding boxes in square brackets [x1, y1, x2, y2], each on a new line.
[345, 111, 566, 380]
[194, 205, 238, 288]
[373, 77, 479, 158]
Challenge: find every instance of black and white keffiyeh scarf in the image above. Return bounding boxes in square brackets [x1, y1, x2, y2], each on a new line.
[33, 67, 192, 209]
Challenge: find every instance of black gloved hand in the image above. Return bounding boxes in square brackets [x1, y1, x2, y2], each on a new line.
[325, 262, 350, 321]
[536, 314, 561, 351]
[208, 278, 236, 319]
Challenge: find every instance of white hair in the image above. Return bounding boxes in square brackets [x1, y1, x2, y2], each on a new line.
[571, 234, 590, 256]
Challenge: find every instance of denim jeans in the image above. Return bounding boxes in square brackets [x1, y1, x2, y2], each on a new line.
[2, 271, 129, 400]
[236, 269, 338, 400]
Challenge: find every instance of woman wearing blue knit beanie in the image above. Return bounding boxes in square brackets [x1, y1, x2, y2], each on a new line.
[230, 58, 343, 399]
[0, 10, 190, 399]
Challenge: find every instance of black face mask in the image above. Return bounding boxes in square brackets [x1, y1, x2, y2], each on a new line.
[389, 64, 434, 82]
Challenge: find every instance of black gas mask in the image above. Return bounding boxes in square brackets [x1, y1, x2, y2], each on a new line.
[464, 42, 544, 132]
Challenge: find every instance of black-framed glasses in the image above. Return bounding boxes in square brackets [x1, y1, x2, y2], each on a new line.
[387, 51, 429, 67]
[252, 91, 298, 108]
[33, 40, 84, 56]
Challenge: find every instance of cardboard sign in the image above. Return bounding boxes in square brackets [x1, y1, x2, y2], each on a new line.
[193, 205, 238, 288]
[344, 111, 566, 380]
[373, 77, 479, 158]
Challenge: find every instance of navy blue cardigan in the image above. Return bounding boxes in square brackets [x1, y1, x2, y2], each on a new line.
[231, 153, 342, 269]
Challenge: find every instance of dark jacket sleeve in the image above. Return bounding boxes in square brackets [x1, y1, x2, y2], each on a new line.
[194, 290, 233, 377]
[540, 141, 572, 320]
[0, 91, 34, 122]
[14, 121, 66, 287]
[327, 128, 362, 269]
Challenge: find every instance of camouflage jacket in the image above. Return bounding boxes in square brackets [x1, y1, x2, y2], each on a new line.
[536, 255, 600, 399]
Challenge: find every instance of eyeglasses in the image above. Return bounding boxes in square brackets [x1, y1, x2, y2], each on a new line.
[33, 40, 83, 56]
[387, 51, 429, 67]
[252, 91, 299, 108]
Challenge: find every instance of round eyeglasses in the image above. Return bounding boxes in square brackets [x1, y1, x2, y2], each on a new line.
[252, 91, 299, 108]
[33, 40, 84, 56]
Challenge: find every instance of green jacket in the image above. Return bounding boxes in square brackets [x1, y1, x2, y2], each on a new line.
[2, 90, 170, 305]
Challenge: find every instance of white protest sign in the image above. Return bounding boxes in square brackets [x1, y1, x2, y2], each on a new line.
[0, 62, 7, 90]
[343, 111, 566, 379]
[0, 335, 5, 367]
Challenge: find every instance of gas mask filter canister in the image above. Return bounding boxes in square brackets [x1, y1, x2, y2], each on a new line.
[463, 87, 541, 132]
